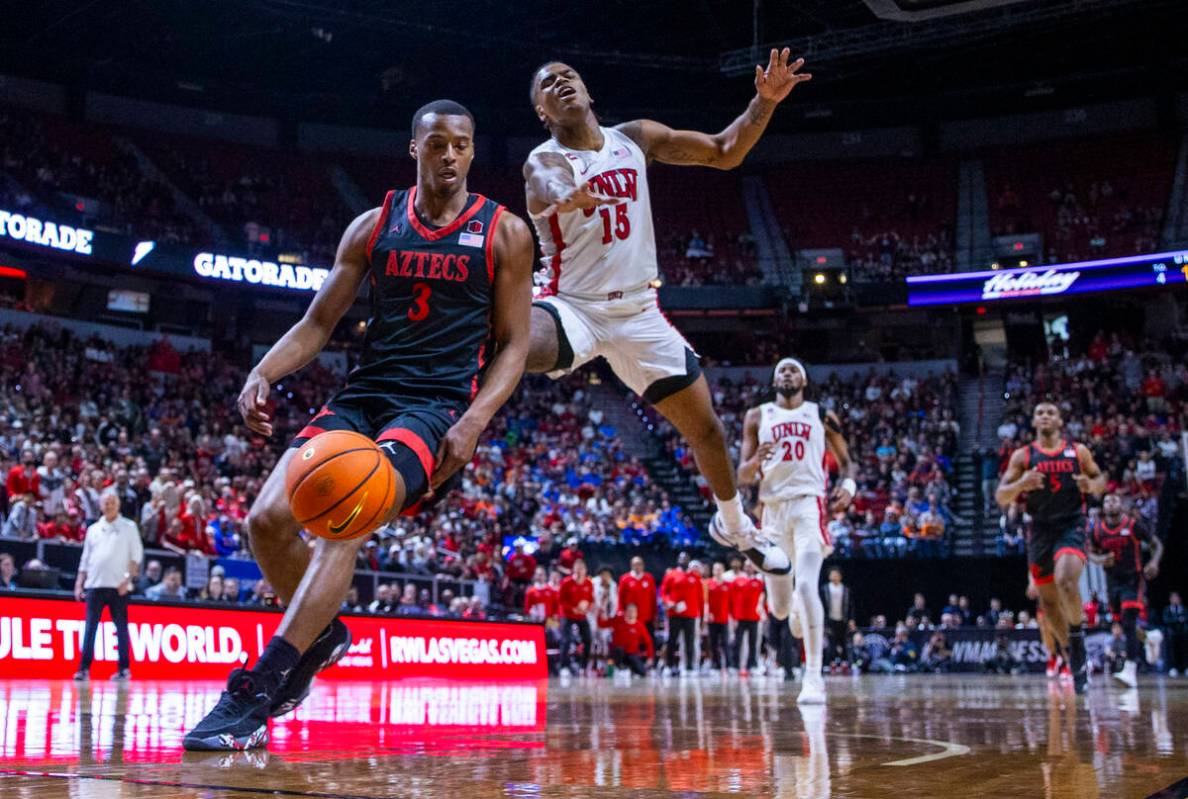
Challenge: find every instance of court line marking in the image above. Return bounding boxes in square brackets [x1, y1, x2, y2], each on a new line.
[0, 769, 379, 799]
[834, 733, 971, 767]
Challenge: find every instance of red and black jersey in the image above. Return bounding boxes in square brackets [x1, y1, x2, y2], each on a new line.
[1090, 515, 1147, 586]
[706, 578, 732, 624]
[358, 187, 506, 405]
[1023, 439, 1083, 527]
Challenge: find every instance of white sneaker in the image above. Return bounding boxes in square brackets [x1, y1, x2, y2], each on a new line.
[1169, 669, 1180, 678]
[559, 667, 571, 677]
[708, 512, 791, 575]
[797, 675, 826, 705]
[1113, 661, 1138, 689]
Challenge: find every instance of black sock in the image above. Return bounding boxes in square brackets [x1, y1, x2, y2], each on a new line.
[1067, 625, 1086, 672]
[253, 637, 301, 693]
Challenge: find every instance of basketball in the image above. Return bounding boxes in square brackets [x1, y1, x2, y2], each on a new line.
[285, 430, 396, 541]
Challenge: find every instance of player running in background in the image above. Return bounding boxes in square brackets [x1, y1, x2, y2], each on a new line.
[737, 358, 856, 704]
[523, 52, 811, 576]
[997, 402, 1106, 694]
[1088, 492, 1163, 688]
[184, 100, 534, 750]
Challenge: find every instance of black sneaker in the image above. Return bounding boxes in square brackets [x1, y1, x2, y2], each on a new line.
[269, 618, 352, 717]
[72, 669, 89, 681]
[1073, 666, 1090, 695]
[183, 669, 271, 751]
[110, 669, 131, 682]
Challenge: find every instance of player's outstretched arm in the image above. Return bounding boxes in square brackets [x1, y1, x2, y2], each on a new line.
[237, 209, 378, 436]
[429, 211, 534, 490]
[995, 447, 1043, 509]
[737, 407, 772, 486]
[1074, 444, 1108, 497]
[523, 151, 619, 216]
[617, 48, 810, 170]
[824, 411, 858, 511]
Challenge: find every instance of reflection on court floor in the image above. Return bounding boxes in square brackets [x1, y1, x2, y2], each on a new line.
[0, 675, 1185, 798]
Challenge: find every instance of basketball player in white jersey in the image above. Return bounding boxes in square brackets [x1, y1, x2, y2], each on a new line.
[738, 358, 856, 704]
[523, 51, 811, 575]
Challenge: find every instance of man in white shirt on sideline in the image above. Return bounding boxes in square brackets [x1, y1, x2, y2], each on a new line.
[73, 491, 143, 682]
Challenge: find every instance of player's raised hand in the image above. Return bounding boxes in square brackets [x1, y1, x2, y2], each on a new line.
[754, 48, 811, 104]
[1019, 469, 1045, 492]
[237, 371, 273, 436]
[550, 181, 619, 214]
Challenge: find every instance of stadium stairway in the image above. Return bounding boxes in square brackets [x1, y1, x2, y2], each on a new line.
[956, 159, 992, 271]
[952, 369, 1007, 556]
[588, 381, 715, 533]
[740, 175, 796, 290]
[1161, 132, 1188, 246]
[117, 138, 222, 242]
[329, 164, 371, 217]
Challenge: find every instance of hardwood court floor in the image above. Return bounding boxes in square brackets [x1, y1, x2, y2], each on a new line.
[0, 674, 1185, 798]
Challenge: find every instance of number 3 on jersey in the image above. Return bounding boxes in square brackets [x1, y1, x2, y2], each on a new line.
[407, 281, 431, 321]
[590, 203, 630, 245]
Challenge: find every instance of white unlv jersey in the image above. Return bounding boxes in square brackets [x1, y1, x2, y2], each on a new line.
[758, 400, 827, 502]
[529, 126, 658, 297]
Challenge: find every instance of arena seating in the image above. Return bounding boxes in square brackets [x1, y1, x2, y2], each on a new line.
[984, 132, 1178, 263]
[0, 105, 199, 244]
[764, 156, 957, 281]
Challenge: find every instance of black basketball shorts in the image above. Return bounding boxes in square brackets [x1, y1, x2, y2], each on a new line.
[290, 387, 463, 515]
[1027, 521, 1087, 585]
[1107, 580, 1145, 615]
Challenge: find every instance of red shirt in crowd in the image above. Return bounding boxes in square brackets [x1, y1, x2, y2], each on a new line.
[557, 546, 581, 573]
[706, 578, 733, 624]
[618, 569, 658, 624]
[506, 551, 538, 582]
[524, 583, 559, 620]
[559, 575, 594, 620]
[6, 465, 39, 499]
[663, 568, 703, 619]
[730, 576, 765, 622]
[598, 613, 654, 659]
[1141, 375, 1167, 398]
[37, 519, 84, 542]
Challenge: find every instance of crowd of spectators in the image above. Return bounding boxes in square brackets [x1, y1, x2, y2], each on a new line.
[986, 329, 1186, 553]
[655, 229, 766, 287]
[845, 227, 955, 283]
[994, 179, 1165, 264]
[653, 368, 961, 558]
[0, 320, 704, 616]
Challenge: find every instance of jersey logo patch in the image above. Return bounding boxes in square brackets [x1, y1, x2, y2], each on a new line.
[467, 220, 484, 233]
[1063, 448, 1076, 457]
[458, 232, 484, 248]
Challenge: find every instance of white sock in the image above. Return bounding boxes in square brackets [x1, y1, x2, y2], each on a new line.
[715, 493, 745, 532]
[796, 548, 825, 676]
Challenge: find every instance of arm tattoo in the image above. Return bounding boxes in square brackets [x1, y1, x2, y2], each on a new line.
[746, 100, 771, 127]
[664, 147, 715, 165]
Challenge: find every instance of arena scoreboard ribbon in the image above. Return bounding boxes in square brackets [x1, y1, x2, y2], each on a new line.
[906, 250, 1188, 306]
[0, 596, 546, 681]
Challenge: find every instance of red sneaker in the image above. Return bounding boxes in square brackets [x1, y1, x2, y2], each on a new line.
[1059, 663, 1073, 681]
[1046, 656, 1059, 678]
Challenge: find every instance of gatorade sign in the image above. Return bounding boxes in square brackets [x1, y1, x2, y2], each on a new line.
[0, 208, 94, 255]
[0, 596, 545, 680]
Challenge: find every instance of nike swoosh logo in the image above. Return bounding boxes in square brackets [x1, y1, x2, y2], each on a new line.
[328, 492, 368, 536]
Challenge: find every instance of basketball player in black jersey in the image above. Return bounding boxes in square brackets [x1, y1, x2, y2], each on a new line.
[1088, 492, 1163, 688]
[997, 402, 1105, 694]
[184, 100, 534, 750]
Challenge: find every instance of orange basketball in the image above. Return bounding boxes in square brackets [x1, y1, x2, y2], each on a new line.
[286, 430, 396, 541]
